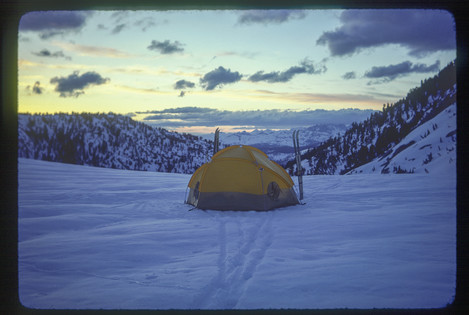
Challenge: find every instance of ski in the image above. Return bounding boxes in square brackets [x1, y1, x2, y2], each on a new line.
[213, 127, 220, 156]
[292, 130, 304, 200]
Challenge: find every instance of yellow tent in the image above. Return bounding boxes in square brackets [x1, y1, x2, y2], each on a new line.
[186, 145, 299, 210]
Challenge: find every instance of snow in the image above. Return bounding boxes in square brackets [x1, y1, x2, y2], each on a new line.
[348, 103, 456, 175]
[18, 158, 456, 309]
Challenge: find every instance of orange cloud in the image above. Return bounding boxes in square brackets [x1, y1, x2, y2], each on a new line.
[233, 89, 389, 109]
[112, 84, 173, 95]
[53, 41, 133, 58]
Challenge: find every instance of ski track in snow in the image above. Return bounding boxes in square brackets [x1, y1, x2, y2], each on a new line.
[18, 158, 456, 309]
[192, 211, 274, 309]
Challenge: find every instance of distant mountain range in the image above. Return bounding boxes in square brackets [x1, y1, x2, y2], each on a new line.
[18, 61, 456, 176]
[216, 124, 348, 163]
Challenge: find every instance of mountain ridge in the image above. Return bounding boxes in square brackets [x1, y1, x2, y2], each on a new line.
[284, 61, 456, 175]
[18, 113, 213, 174]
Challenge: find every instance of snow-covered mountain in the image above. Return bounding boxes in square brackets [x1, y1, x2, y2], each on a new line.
[15, 115, 350, 170]
[348, 103, 456, 175]
[18, 113, 213, 174]
[285, 61, 456, 175]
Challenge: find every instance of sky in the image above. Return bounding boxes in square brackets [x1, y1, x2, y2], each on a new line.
[18, 9, 456, 133]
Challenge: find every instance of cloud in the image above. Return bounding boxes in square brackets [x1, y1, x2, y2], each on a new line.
[139, 107, 376, 129]
[53, 41, 132, 58]
[137, 107, 214, 115]
[26, 81, 43, 95]
[342, 71, 356, 80]
[50, 71, 109, 97]
[110, 11, 129, 23]
[214, 51, 259, 60]
[32, 81, 43, 94]
[365, 60, 440, 84]
[97, 11, 128, 34]
[114, 84, 173, 96]
[111, 23, 126, 34]
[248, 59, 326, 83]
[200, 66, 242, 90]
[238, 10, 306, 25]
[39, 31, 64, 40]
[147, 40, 184, 54]
[32, 49, 71, 60]
[19, 11, 88, 39]
[174, 80, 195, 97]
[134, 17, 159, 31]
[103, 14, 159, 33]
[317, 10, 455, 57]
[247, 89, 386, 106]
[174, 80, 195, 90]
[109, 66, 198, 78]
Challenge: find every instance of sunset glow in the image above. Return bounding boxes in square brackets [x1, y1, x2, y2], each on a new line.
[18, 9, 456, 131]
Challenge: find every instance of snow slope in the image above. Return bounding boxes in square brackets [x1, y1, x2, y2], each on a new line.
[18, 158, 456, 309]
[348, 103, 457, 175]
